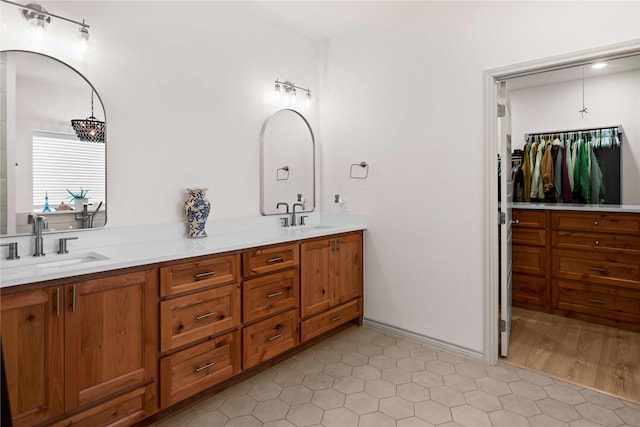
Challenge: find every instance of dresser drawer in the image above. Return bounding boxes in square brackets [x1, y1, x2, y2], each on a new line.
[552, 212, 640, 234]
[512, 245, 546, 276]
[512, 209, 546, 228]
[513, 227, 546, 246]
[553, 230, 640, 254]
[243, 270, 299, 324]
[242, 309, 298, 369]
[242, 243, 299, 277]
[161, 254, 239, 296]
[160, 331, 240, 408]
[512, 273, 548, 309]
[161, 284, 240, 351]
[552, 249, 640, 289]
[552, 280, 640, 323]
[50, 388, 146, 427]
[301, 299, 361, 342]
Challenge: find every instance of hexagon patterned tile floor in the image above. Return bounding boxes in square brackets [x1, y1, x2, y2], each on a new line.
[153, 325, 640, 427]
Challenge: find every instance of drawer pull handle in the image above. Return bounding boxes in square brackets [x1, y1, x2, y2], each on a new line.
[589, 267, 608, 274]
[195, 312, 216, 320]
[195, 362, 216, 372]
[195, 271, 216, 280]
[331, 316, 342, 322]
[267, 333, 283, 342]
[267, 291, 284, 298]
[267, 256, 284, 263]
[595, 240, 600, 246]
[593, 220, 599, 225]
[587, 298, 605, 305]
[512, 219, 520, 225]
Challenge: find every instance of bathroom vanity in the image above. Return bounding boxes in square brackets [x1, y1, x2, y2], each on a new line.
[0, 215, 365, 427]
[511, 204, 640, 331]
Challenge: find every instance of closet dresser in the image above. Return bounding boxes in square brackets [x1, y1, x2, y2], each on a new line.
[511, 204, 640, 332]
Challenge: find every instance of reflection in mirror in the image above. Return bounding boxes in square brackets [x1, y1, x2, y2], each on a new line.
[260, 109, 315, 215]
[0, 50, 106, 237]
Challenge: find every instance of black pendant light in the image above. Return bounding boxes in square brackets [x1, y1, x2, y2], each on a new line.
[71, 89, 105, 143]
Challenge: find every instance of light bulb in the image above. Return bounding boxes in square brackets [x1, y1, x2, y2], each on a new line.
[78, 26, 89, 54]
[305, 91, 311, 108]
[592, 62, 607, 69]
[274, 82, 281, 101]
[290, 87, 297, 104]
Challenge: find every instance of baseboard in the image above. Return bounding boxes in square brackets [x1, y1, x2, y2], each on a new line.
[363, 318, 485, 364]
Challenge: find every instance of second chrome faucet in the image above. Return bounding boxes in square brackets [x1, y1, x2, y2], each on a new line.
[276, 202, 306, 227]
[27, 213, 48, 257]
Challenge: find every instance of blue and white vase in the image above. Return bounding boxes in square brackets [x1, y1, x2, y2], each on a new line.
[185, 188, 211, 238]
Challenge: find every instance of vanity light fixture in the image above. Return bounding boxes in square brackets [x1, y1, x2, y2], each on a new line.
[274, 78, 311, 107]
[1, 0, 92, 52]
[71, 90, 105, 143]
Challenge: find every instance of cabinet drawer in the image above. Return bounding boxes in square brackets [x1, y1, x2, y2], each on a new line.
[242, 243, 299, 277]
[243, 270, 299, 324]
[512, 245, 546, 275]
[552, 249, 640, 289]
[161, 254, 239, 296]
[552, 279, 640, 323]
[512, 209, 546, 228]
[552, 212, 640, 234]
[552, 230, 640, 254]
[513, 227, 546, 246]
[161, 284, 240, 351]
[301, 299, 361, 342]
[49, 388, 145, 427]
[160, 331, 240, 408]
[512, 273, 548, 309]
[243, 309, 298, 369]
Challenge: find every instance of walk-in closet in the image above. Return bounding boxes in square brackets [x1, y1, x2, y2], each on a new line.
[501, 54, 640, 404]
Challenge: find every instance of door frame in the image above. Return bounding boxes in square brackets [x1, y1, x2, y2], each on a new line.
[482, 39, 640, 365]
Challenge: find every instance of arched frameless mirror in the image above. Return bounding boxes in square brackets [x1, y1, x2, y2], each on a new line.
[0, 50, 106, 237]
[260, 109, 315, 215]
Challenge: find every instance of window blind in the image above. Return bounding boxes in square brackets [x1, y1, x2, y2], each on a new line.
[32, 131, 105, 208]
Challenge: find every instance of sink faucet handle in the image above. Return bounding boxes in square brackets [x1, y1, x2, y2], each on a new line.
[58, 237, 79, 254]
[280, 217, 290, 228]
[300, 216, 309, 226]
[0, 242, 20, 260]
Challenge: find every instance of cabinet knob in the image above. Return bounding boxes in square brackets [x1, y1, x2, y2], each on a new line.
[595, 240, 599, 246]
[512, 219, 520, 225]
[593, 220, 599, 225]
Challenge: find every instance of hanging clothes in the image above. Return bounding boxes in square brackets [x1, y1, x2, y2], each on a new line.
[522, 143, 531, 202]
[566, 140, 574, 192]
[561, 141, 572, 202]
[554, 141, 563, 201]
[541, 139, 554, 193]
[573, 140, 591, 203]
[530, 140, 544, 200]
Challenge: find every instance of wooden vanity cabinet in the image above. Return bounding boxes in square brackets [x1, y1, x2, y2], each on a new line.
[0, 269, 158, 427]
[158, 254, 242, 409]
[300, 231, 363, 341]
[511, 209, 549, 311]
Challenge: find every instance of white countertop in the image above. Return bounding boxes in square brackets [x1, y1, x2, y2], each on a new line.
[511, 203, 640, 213]
[0, 212, 366, 289]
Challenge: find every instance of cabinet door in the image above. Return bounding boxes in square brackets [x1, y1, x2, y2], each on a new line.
[333, 233, 363, 305]
[301, 239, 333, 318]
[65, 271, 149, 411]
[1, 288, 64, 427]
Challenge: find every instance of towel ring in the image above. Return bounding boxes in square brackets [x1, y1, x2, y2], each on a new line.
[276, 166, 290, 181]
[349, 162, 369, 179]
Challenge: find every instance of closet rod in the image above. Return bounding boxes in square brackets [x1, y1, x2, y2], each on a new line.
[525, 125, 623, 140]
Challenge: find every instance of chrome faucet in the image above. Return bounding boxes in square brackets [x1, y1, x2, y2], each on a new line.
[276, 202, 290, 227]
[27, 213, 48, 257]
[291, 203, 305, 227]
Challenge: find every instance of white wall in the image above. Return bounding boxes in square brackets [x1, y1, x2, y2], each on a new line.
[318, 1, 639, 352]
[510, 70, 640, 204]
[0, 1, 320, 226]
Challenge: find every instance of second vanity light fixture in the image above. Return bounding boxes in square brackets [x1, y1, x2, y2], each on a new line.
[274, 78, 311, 107]
[1, 0, 92, 53]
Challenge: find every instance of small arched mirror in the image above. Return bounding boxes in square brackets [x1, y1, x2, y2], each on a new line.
[260, 109, 315, 215]
[0, 50, 106, 236]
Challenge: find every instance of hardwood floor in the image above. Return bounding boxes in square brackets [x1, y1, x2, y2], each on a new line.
[504, 307, 640, 404]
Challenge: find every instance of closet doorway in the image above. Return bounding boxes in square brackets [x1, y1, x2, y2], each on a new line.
[484, 42, 640, 404]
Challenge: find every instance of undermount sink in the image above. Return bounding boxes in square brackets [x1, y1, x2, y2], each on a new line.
[289, 224, 336, 233]
[1, 252, 109, 276]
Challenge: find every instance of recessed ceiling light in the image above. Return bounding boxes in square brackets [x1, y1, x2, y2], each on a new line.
[592, 62, 607, 69]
